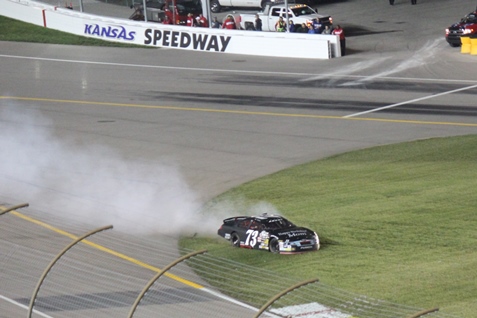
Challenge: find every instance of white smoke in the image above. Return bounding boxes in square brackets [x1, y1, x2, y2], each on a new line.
[205, 199, 281, 219]
[0, 102, 223, 236]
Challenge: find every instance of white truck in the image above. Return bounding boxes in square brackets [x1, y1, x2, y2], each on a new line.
[211, 0, 264, 13]
[239, 3, 332, 32]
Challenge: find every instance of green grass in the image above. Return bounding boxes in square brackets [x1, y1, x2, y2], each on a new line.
[0, 15, 139, 46]
[180, 135, 477, 317]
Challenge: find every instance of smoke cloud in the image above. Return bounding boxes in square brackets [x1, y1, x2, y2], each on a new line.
[0, 102, 225, 236]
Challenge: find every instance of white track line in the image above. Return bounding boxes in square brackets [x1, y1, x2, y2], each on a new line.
[0, 294, 54, 318]
[1, 54, 477, 85]
[344, 84, 477, 118]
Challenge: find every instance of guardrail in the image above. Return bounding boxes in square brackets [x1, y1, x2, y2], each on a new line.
[0, 0, 340, 59]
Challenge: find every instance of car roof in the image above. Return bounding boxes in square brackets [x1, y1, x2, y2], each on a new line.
[223, 213, 284, 222]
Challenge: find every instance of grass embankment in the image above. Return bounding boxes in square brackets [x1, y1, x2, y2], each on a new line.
[180, 135, 477, 317]
[0, 15, 138, 46]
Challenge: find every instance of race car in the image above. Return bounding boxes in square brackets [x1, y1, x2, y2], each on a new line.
[217, 213, 319, 254]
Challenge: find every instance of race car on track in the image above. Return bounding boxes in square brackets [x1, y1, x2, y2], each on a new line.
[217, 213, 319, 254]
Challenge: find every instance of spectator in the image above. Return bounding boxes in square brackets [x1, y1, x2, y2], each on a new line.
[163, 3, 172, 19]
[307, 24, 316, 34]
[186, 13, 196, 27]
[296, 22, 308, 33]
[211, 16, 221, 28]
[162, 14, 172, 24]
[289, 20, 296, 32]
[197, 14, 208, 27]
[222, 15, 236, 29]
[332, 24, 346, 56]
[275, 16, 286, 32]
[322, 25, 332, 34]
[254, 14, 262, 31]
[312, 18, 322, 33]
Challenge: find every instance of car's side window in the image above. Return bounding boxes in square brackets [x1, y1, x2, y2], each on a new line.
[271, 8, 281, 17]
[249, 220, 259, 230]
[238, 219, 250, 229]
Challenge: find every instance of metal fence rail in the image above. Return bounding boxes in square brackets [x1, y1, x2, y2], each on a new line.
[0, 203, 463, 318]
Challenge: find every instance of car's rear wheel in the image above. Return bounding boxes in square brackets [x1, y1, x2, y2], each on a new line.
[269, 238, 279, 253]
[230, 232, 240, 248]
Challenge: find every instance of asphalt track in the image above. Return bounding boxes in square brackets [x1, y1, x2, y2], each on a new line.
[1, 0, 477, 317]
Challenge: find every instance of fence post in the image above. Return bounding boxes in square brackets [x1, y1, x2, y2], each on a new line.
[128, 249, 208, 318]
[28, 225, 113, 318]
[254, 278, 319, 318]
[0, 203, 29, 216]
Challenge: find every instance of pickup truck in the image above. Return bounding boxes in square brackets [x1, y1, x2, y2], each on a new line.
[239, 3, 331, 32]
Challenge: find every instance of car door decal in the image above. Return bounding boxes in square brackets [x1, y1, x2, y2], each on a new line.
[245, 229, 259, 247]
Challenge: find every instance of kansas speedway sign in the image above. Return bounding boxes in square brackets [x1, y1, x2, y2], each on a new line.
[144, 29, 231, 52]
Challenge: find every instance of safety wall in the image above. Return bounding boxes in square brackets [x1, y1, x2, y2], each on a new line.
[0, 0, 341, 59]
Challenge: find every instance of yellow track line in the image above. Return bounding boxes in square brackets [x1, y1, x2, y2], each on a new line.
[8, 209, 204, 289]
[2, 96, 477, 127]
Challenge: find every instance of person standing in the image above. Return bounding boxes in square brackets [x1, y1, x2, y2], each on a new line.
[297, 23, 308, 33]
[322, 25, 332, 34]
[254, 14, 262, 31]
[186, 13, 196, 27]
[411, 0, 416, 4]
[307, 24, 316, 34]
[197, 14, 208, 27]
[332, 24, 346, 56]
[162, 14, 172, 24]
[389, 0, 394, 5]
[222, 15, 236, 29]
[275, 16, 286, 32]
[289, 20, 296, 32]
[211, 17, 221, 28]
[162, 3, 176, 24]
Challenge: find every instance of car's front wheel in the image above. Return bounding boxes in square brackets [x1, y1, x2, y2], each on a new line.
[230, 232, 240, 248]
[269, 238, 279, 253]
[210, 0, 221, 13]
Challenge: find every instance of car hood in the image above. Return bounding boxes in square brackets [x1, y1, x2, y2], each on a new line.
[271, 227, 314, 240]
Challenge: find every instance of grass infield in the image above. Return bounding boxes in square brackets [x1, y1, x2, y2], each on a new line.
[180, 135, 477, 317]
[0, 15, 139, 46]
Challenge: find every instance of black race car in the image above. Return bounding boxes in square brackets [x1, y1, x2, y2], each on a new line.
[217, 213, 319, 254]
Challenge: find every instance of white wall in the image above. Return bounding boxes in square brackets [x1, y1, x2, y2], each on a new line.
[0, 0, 341, 59]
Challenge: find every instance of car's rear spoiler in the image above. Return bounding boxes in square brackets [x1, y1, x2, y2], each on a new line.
[223, 216, 248, 223]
